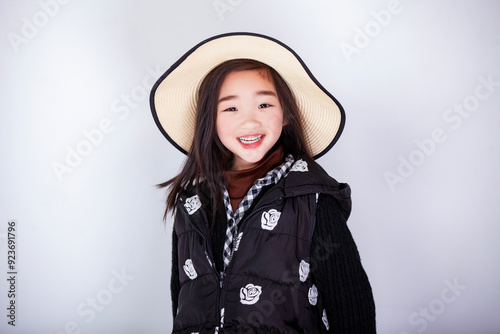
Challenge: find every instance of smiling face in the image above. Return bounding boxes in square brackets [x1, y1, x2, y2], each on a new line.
[216, 70, 285, 171]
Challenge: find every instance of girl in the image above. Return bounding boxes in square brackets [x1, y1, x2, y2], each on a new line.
[150, 32, 375, 333]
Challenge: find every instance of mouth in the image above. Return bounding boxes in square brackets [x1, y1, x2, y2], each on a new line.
[237, 135, 264, 145]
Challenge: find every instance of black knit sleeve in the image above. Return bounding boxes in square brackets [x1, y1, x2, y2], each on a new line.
[311, 194, 376, 333]
[170, 227, 180, 319]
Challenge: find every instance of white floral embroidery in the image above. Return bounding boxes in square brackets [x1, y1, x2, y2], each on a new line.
[183, 259, 197, 280]
[240, 283, 262, 305]
[233, 232, 243, 252]
[290, 159, 308, 172]
[184, 195, 201, 215]
[322, 309, 330, 330]
[299, 260, 310, 282]
[308, 284, 318, 306]
[261, 209, 281, 230]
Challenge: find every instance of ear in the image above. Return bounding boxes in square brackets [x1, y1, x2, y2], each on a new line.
[282, 117, 288, 126]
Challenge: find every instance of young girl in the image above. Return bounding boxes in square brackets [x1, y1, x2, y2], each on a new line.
[150, 32, 375, 333]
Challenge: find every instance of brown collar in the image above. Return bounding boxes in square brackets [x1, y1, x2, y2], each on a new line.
[224, 147, 284, 211]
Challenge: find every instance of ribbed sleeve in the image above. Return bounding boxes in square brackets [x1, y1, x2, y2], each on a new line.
[311, 194, 376, 333]
[170, 228, 180, 319]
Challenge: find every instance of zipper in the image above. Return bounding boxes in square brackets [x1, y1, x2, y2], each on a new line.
[224, 198, 283, 268]
[217, 197, 283, 328]
[185, 196, 283, 332]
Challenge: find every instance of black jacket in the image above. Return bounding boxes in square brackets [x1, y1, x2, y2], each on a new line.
[170, 158, 376, 333]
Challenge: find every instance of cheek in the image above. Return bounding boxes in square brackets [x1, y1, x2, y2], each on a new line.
[216, 117, 233, 140]
[269, 109, 285, 128]
[269, 115, 285, 134]
[215, 117, 226, 136]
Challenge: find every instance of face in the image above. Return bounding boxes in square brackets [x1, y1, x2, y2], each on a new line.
[216, 70, 285, 171]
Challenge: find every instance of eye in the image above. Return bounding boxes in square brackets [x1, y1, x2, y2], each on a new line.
[258, 103, 271, 109]
[223, 107, 238, 112]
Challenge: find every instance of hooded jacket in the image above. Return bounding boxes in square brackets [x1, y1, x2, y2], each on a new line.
[171, 157, 356, 333]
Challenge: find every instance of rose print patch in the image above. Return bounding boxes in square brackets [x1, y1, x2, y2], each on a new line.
[290, 159, 308, 172]
[184, 195, 201, 215]
[308, 284, 318, 306]
[240, 283, 262, 305]
[299, 260, 310, 282]
[183, 259, 197, 280]
[261, 209, 281, 230]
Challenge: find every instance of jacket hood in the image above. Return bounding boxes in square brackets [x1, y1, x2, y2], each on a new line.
[254, 156, 352, 220]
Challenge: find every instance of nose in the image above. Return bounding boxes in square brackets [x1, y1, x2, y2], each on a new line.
[240, 109, 261, 129]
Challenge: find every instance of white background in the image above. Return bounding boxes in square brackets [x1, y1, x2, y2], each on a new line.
[1, 0, 499, 333]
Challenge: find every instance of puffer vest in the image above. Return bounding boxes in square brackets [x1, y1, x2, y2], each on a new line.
[172, 158, 351, 334]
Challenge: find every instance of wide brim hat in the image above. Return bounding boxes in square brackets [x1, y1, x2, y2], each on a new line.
[150, 32, 345, 159]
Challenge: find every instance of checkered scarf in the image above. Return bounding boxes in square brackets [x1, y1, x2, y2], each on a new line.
[222, 154, 295, 270]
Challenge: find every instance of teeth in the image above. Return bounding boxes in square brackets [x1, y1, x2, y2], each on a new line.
[238, 135, 263, 144]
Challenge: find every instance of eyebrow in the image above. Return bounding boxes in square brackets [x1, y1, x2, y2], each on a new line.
[218, 90, 277, 103]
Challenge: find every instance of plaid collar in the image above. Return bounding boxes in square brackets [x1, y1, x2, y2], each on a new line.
[222, 154, 295, 269]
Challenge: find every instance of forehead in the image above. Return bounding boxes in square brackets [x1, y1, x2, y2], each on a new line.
[219, 69, 276, 92]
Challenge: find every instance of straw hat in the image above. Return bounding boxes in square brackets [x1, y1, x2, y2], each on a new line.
[150, 32, 345, 159]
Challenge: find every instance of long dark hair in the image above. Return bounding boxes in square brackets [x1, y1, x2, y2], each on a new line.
[159, 59, 311, 219]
